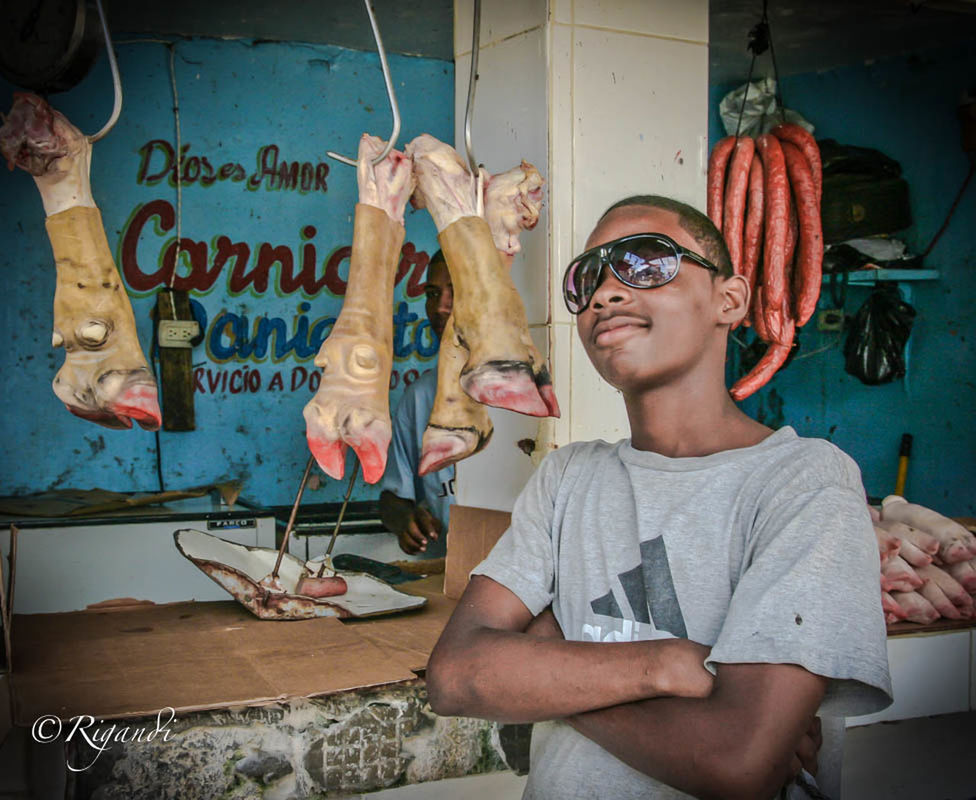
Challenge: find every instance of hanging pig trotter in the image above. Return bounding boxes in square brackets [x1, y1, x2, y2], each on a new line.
[419, 160, 547, 474]
[303, 134, 415, 484]
[0, 93, 161, 430]
[407, 134, 559, 419]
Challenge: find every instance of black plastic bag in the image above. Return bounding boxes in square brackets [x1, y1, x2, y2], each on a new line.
[843, 283, 916, 385]
[818, 139, 904, 180]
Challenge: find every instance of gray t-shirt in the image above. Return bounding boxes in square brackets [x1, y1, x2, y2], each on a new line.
[473, 426, 893, 800]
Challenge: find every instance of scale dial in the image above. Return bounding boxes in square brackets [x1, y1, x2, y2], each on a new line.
[0, 0, 101, 93]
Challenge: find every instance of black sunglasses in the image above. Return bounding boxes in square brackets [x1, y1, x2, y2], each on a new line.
[562, 233, 720, 315]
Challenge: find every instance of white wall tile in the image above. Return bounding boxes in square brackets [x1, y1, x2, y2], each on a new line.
[574, 0, 708, 43]
[572, 28, 709, 247]
[550, 321, 574, 447]
[512, 207, 550, 327]
[549, 21, 575, 327]
[551, 0, 572, 24]
[569, 329, 629, 443]
[454, 27, 549, 326]
[847, 632, 972, 726]
[453, 31, 548, 174]
[455, 0, 548, 57]
[455, 325, 553, 510]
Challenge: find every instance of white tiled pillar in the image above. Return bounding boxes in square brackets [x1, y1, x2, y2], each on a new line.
[551, 0, 710, 447]
[454, 0, 710, 510]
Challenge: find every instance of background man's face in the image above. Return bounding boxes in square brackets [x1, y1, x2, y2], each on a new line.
[424, 259, 453, 341]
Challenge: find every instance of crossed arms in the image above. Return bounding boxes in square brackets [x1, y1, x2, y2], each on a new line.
[426, 575, 826, 800]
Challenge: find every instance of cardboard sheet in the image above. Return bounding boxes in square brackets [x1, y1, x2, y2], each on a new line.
[341, 575, 457, 672]
[10, 600, 420, 724]
[443, 506, 512, 600]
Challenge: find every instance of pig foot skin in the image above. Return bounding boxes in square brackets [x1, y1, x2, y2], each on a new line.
[304, 137, 413, 483]
[484, 161, 544, 255]
[1, 94, 160, 429]
[439, 216, 559, 417]
[419, 317, 493, 475]
[303, 204, 404, 484]
[47, 207, 161, 430]
[890, 591, 939, 624]
[408, 135, 559, 418]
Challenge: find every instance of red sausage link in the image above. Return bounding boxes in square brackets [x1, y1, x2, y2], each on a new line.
[771, 122, 822, 203]
[755, 134, 789, 313]
[751, 284, 770, 340]
[742, 152, 765, 299]
[730, 341, 792, 401]
[780, 140, 824, 327]
[784, 200, 798, 321]
[763, 294, 795, 347]
[707, 137, 736, 230]
[722, 136, 756, 276]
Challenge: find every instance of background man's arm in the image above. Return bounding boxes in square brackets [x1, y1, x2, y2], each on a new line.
[426, 575, 713, 723]
[379, 489, 441, 554]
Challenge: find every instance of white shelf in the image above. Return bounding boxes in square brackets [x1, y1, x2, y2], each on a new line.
[823, 269, 940, 284]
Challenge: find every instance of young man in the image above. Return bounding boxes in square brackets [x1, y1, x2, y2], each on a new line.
[426, 197, 892, 799]
[379, 250, 456, 557]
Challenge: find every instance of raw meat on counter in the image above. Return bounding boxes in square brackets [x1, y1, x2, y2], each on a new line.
[419, 160, 546, 475]
[873, 496, 976, 627]
[882, 495, 976, 564]
[406, 134, 559, 419]
[0, 94, 161, 430]
[888, 590, 940, 625]
[303, 134, 415, 484]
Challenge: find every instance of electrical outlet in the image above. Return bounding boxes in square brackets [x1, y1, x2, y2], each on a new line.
[159, 320, 200, 349]
[817, 309, 845, 332]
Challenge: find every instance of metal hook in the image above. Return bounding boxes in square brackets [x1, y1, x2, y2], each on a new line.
[463, 0, 482, 174]
[326, 0, 401, 167]
[88, 0, 122, 143]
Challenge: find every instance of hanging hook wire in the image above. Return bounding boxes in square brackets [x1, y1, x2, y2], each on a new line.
[463, 0, 482, 173]
[326, 0, 401, 167]
[88, 0, 122, 143]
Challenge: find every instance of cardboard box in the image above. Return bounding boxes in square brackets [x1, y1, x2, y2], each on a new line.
[443, 506, 512, 600]
[1, 523, 457, 724]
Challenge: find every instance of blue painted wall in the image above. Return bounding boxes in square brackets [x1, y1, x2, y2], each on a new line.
[0, 38, 453, 505]
[711, 43, 975, 515]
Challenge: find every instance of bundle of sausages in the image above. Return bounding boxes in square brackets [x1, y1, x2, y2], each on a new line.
[873, 496, 976, 625]
[707, 124, 824, 400]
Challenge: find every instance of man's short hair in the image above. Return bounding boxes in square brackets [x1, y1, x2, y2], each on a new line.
[428, 249, 447, 272]
[600, 195, 734, 278]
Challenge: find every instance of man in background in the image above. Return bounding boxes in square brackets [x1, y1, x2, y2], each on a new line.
[379, 250, 455, 558]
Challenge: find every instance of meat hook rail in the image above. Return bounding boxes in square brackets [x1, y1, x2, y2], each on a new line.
[269, 454, 317, 582]
[88, 0, 122, 143]
[326, 0, 402, 167]
[462, 0, 482, 173]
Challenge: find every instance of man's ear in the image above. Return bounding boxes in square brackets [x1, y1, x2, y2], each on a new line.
[716, 273, 750, 326]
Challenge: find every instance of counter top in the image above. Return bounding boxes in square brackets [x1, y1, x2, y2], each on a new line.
[8, 575, 455, 724]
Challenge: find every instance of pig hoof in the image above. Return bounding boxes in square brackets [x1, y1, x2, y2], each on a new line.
[109, 382, 162, 431]
[303, 407, 392, 484]
[419, 425, 493, 475]
[460, 361, 558, 417]
[65, 404, 133, 429]
[306, 436, 348, 481]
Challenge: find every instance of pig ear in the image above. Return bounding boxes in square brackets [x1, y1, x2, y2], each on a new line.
[717, 272, 750, 326]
